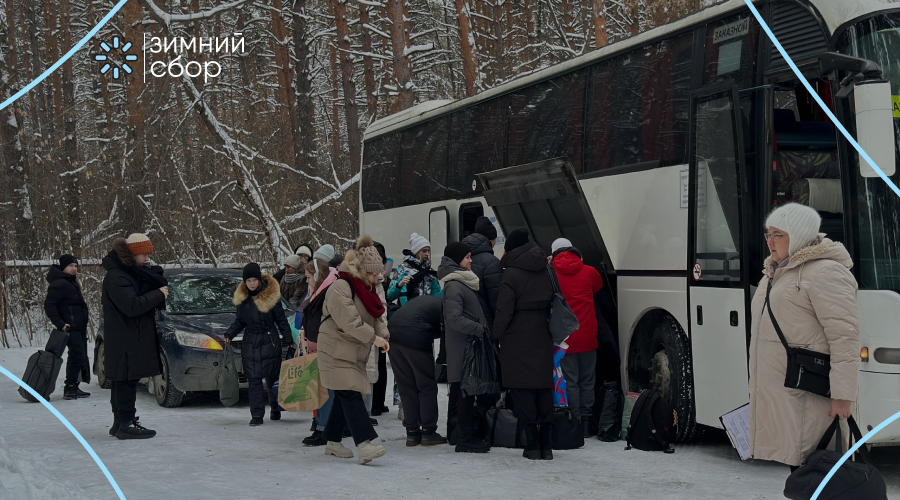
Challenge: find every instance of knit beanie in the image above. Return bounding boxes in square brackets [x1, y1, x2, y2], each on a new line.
[125, 233, 153, 256]
[295, 245, 313, 258]
[284, 254, 302, 270]
[504, 229, 530, 253]
[242, 262, 262, 282]
[409, 233, 431, 256]
[444, 242, 471, 266]
[356, 235, 384, 274]
[766, 203, 821, 256]
[313, 244, 335, 263]
[59, 254, 78, 269]
[551, 238, 572, 254]
[473, 216, 498, 240]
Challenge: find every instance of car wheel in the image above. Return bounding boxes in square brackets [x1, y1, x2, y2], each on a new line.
[649, 316, 704, 443]
[97, 341, 112, 389]
[155, 352, 184, 408]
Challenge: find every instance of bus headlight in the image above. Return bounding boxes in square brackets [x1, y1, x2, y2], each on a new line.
[175, 331, 223, 351]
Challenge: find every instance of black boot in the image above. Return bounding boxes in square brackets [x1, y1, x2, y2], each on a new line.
[540, 423, 554, 460]
[64, 385, 89, 400]
[523, 424, 541, 460]
[302, 430, 327, 446]
[270, 408, 281, 421]
[406, 428, 422, 447]
[109, 416, 120, 437]
[249, 416, 264, 426]
[421, 428, 447, 446]
[582, 416, 596, 438]
[454, 424, 490, 453]
[115, 417, 156, 440]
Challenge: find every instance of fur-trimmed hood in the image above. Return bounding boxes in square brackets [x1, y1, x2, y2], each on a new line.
[112, 237, 137, 267]
[233, 274, 282, 313]
[762, 236, 852, 273]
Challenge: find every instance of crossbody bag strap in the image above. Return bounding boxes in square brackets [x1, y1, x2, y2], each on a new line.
[765, 281, 793, 354]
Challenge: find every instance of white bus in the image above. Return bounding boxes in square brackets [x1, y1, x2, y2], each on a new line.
[359, 0, 900, 444]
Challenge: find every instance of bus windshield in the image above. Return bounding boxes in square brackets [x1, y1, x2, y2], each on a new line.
[838, 13, 900, 291]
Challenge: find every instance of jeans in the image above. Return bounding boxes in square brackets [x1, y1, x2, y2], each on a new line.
[316, 389, 335, 432]
[365, 383, 374, 414]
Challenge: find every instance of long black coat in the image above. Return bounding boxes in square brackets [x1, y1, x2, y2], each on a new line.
[493, 242, 554, 389]
[101, 239, 167, 382]
[224, 275, 293, 380]
[44, 265, 89, 332]
[462, 233, 502, 330]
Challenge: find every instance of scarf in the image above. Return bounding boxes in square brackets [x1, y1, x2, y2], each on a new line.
[283, 273, 302, 283]
[400, 254, 436, 298]
[439, 270, 480, 291]
[339, 272, 385, 319]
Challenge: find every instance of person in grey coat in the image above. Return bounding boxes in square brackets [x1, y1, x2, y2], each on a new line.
[438, 242, 491, 454]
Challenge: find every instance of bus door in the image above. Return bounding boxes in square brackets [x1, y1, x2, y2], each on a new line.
[687, 83, 751, 428]
[429, 206, 450, 262]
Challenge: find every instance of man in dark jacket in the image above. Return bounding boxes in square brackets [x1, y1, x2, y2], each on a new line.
[101, 234, 168, 440]
[43, 254, 91, 400]
[388, 295, 445, 446]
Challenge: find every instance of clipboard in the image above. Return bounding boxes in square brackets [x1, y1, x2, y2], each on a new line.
[719, 403, 751, 461]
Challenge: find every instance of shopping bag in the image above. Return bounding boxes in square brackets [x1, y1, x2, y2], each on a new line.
[217, 344, 240, 407]
[552, 345, 568, 407]
[460, 335, 501, 398]
[277, 353, 329, 412]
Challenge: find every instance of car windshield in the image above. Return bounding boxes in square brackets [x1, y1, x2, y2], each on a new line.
[166, 275, 242, 314]
[838, 13, 900, 291]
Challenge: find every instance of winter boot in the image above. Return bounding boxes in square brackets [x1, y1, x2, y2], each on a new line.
[249, 416, 264, 426]
[115, 417, 156, 440]
[109, 416, 120, 437]
[454, 424, 490, 453]
[270, 408, 281, 421]
[406, 428, 422, 447]
[539, 423, 554, 460]
[370, 418, 379, 426]
[357, 440, 387, 465]
[302, 430, 327, 447]
[582, 416, 596, 438]
[421, 428, 447, 446]
[325, 441, 354, 459]
[64, 385, 89, 400]
[522, 424, 541, 460]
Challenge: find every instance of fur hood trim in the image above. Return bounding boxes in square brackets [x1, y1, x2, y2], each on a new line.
[338, 249, 370, 283]
[112, 238, 136, 267]
[233, 274, 282, 313]
[762, 236, 851, 273]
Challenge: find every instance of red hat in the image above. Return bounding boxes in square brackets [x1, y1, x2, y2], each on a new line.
[125, 233, 154, 256]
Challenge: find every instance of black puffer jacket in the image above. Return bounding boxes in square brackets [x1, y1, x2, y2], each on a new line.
[44, 265, 89, 332]
[387, 295, 443, 353]
[101, 239, 167, 382]
[224, 275, 294, 380]
[493, 242, 554, 389]
[461, 233, 502, 330]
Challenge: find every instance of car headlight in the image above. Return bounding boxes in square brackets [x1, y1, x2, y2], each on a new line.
[174, 330, 223, 351]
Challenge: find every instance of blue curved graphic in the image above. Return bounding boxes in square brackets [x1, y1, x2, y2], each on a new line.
[0, 0, 129, 112]
[0, 365, 126, 500]
[744, 0, 900, 199]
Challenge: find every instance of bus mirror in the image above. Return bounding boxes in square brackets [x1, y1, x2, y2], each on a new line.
[855, 80, 896, 178]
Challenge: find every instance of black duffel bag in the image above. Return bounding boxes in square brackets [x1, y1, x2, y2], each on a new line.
[550, 407, 584, 450]
[784, 416, 886, 500]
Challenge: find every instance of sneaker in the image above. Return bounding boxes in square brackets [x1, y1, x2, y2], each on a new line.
[75, 388, 91, 398]
[302, 430, 327, 447]
[406, 428, 422, 447]
[325, 441, 354, 459]
[270, 409, 281, 421]
[357, 440, 386, 465]
[421, 428, 447, 446]
[115, 417, 156, 440]
[249, 416, 264, 426]
[370, 418, 378, 426]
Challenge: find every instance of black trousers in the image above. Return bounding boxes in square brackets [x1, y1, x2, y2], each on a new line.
[110, 380, 138, 422]
[448, 382, 478, 427]
[247, 377, 278, 417]
[372, 350, 388, 410]
[509, 388, 553, 425]
[448, 383, 498, 422]
[323, 390, 378, 446]
[389, 344, 438, 431]
[64, 330, 87, 387]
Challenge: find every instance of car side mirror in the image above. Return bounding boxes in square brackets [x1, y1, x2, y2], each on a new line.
[855, 80, 896, 178]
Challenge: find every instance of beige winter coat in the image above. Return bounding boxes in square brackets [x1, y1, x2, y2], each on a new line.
[317, 252, 389, 395]
[365, 276, 388, 384]
[748, 236, 860, 466]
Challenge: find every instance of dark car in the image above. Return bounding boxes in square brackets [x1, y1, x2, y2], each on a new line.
[93, 268, 292, 407]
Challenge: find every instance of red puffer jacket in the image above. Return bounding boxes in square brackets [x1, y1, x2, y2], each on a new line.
[552, 251, 603, 354]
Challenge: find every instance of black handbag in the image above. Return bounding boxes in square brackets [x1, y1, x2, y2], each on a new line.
[765, 282, 831, 397]
[784, 416, 886, 500]
[550, 407, 584, 450]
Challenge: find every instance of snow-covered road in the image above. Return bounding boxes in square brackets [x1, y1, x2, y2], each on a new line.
[1, 345, 897, 500]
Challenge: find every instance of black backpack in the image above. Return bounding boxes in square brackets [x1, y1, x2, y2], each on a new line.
[302, 278, 355, 343]
[625, 390, 676, 453]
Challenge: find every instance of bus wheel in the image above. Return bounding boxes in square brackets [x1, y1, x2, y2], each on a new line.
[648, 315, 704, 443]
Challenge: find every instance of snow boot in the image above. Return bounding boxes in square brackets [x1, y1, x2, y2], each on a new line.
[249, 416, 264, 426]
[325, 441, 354, 459]
[109, 416, 119, 437]
[454, 424, 490, 453]
[406, 428, 422, 447]
[303, 430, 327, 447]
[421, 428, 447, 446]
[540, 423, 554, 460]
[357, 440, 386, 465]
[522, 424, 541, 460]
[582, 416, 596, 438]
[64, 385, 90, 400]
[270, 408, 281, 421]
[115, 417, 156, 440]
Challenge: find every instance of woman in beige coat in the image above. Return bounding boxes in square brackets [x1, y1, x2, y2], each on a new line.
[749, 203, 860, 470]
[318, 235, 390, 465]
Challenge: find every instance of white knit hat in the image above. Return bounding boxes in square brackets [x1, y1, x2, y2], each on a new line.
[551, 238, 573, 254]
[409, 233, 431, 255]
[766, 203, 821, 256]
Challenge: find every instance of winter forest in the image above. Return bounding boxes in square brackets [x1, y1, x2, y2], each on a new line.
[0, 0, 711, 345]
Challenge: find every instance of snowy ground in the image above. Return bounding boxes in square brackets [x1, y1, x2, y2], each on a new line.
[1, 345, 898, 500]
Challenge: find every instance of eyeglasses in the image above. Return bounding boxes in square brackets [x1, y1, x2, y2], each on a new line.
[764, 232, 785, 242]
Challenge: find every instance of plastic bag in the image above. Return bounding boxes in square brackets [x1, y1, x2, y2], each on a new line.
[460, 335, 501, 398]
[596, 380, 624, 442]
[620, 392, 641, 440]
[217, 344, 240, 407]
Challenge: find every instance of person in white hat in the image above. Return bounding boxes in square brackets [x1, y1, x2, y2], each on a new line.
[748, 203, 860, 470]
[387, 233, 442, 306]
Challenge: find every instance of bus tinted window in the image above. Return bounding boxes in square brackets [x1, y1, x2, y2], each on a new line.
[703, 14, 759, 89]
[400, 118, 450, 207]
[585, 32, 693, 174]
[507, 71, 586, 172]
[448, 96, 508, 197]
[361, 134, 401, 211]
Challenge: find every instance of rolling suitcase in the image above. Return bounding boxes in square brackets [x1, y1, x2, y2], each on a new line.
[18, 350, 63, 403]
